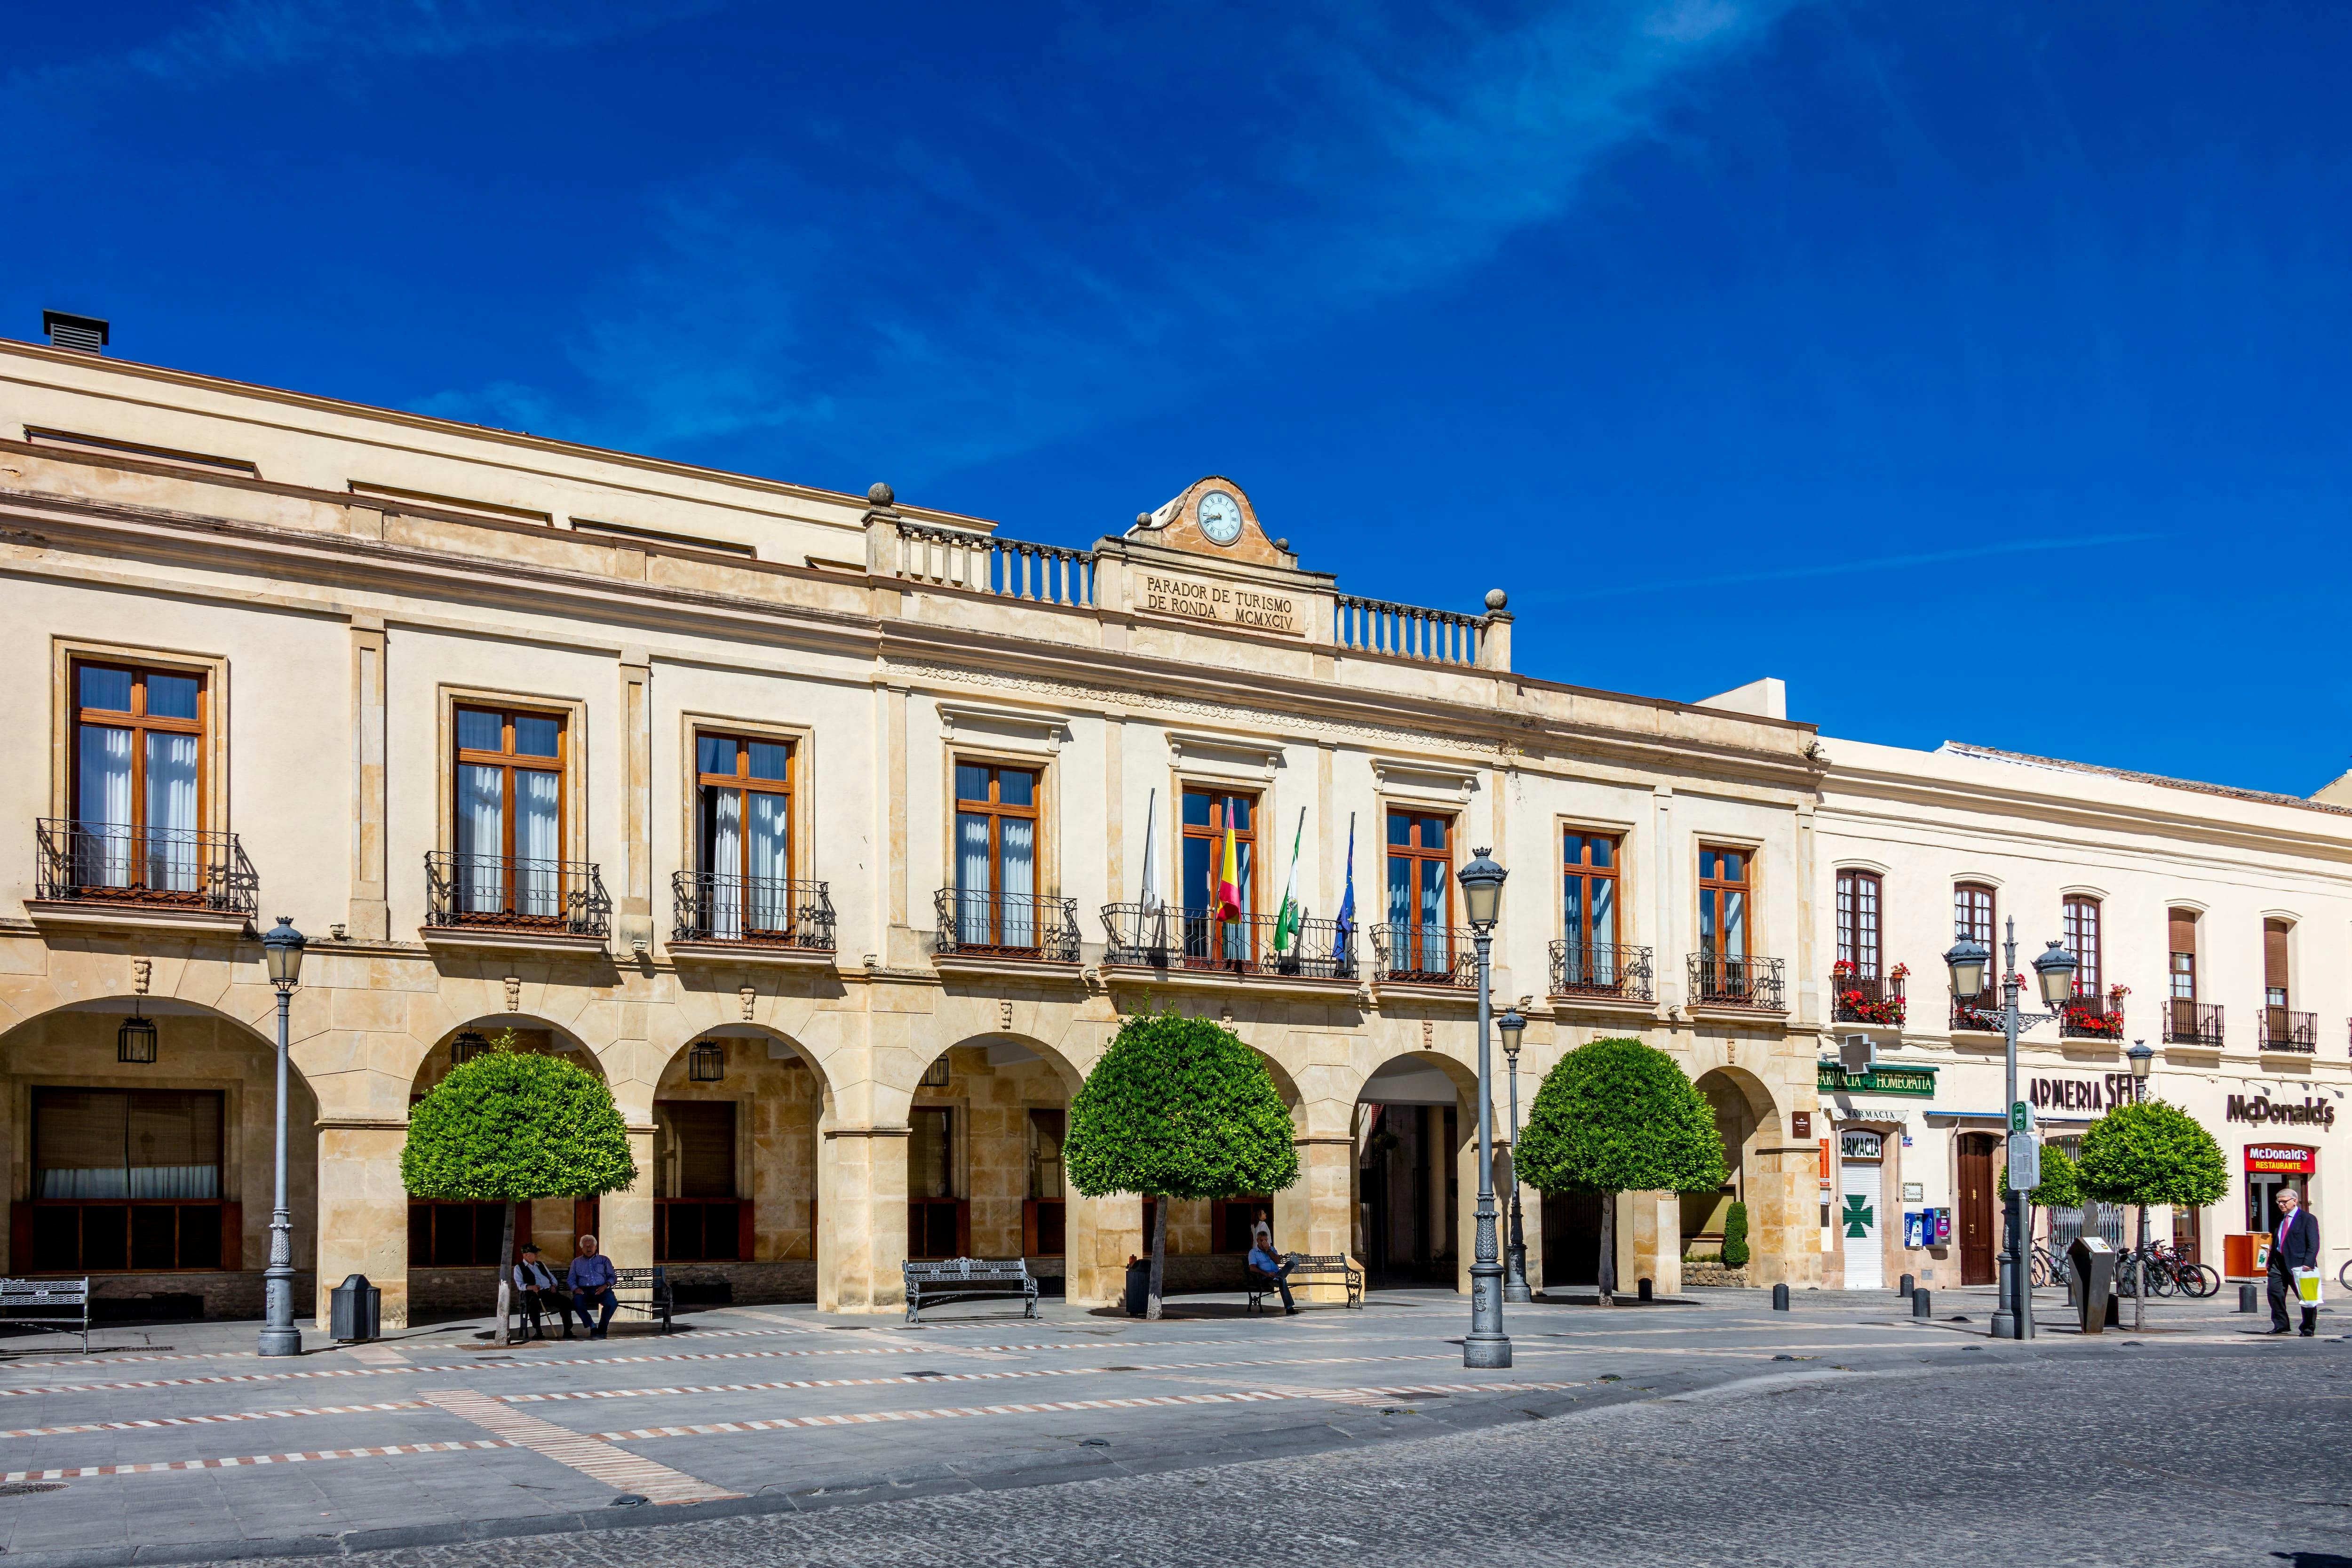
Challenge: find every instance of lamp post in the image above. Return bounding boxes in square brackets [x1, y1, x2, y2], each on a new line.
[1455, 849, 1511, 1368]
[259, 916, 306, 1357]
[1497, 1008, 1531, 1304]
[1943, 921, 2074, 1342]
[2128, 1038, 2153, 1329]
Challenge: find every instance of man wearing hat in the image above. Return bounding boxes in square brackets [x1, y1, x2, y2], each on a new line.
[511, 1244, 579, 1341]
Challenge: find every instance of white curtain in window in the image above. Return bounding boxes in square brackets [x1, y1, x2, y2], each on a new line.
[748, 790, 789, 931]
[706, 786, 742, 938]
[145, 732, 199, 891]
[517, 769, 560, 915]
[957, 812, 991, 943]
[77, 724, 134, 888]
[456, 764, 504, 912]
[1001, 817, 1035, 947]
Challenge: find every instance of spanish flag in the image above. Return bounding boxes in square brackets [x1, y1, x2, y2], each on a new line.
[1214, 819, 1242, 921]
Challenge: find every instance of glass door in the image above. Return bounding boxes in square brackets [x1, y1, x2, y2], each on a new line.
[1385, 812, 1453, 977]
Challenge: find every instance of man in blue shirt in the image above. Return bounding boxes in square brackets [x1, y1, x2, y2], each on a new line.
[1248, 1239, 1299, 1315]
[568, 1234, 620, 1339]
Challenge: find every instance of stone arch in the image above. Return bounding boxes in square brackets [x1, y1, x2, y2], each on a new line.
[633, 1023, 827, 1304]
[1351, 1047, 1484, 1290]
[1688, 1066, 1778, 1263]
[0, 993, 319, 1321]
[410, 1014, 605, 1098]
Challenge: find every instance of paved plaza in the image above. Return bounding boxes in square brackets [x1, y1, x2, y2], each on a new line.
[0, 1286, 2341, 1567]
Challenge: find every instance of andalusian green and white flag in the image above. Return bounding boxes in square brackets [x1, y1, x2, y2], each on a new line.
[1271, 807, 1306, 953]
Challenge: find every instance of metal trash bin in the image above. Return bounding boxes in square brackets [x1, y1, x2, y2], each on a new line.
[2066, 1237, 2116, 1335]
[330, 1274, 381, 1343]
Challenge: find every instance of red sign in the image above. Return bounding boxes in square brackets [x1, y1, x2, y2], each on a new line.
[2246, 1144, 2317, 1174]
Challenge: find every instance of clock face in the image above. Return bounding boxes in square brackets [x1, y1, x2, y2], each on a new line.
[1196, 490, 1244, 545]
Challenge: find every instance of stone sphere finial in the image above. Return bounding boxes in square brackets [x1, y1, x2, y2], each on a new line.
[1484, 588, 1508, 611]
[1136, 511, 1152, 528]
[867, 481, 894, 507]
[1274, 538, 1290, 553]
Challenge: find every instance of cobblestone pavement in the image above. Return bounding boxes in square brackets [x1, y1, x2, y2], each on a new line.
[1, 1286, 2340, 1567]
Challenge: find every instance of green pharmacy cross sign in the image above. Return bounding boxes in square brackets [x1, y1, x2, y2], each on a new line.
[1842, 1194, 1875, 1238]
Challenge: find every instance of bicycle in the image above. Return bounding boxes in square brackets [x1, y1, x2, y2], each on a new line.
[2030, 1244, 2072, 1289]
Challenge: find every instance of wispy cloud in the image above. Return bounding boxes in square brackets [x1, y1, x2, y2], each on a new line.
[416, 0, 1809, 485]
[1517, 531, 2169, 605]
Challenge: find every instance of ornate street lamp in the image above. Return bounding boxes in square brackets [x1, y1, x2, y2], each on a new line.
[258, 915, 306, 1358]
[1454, 849, 1510, 1369]
[2127, 1037, 2154, 1329]
[1943, 923, 2073, 1342]
[449, 1029, 490, 1066]
[1497, 1007, 1531, 1304]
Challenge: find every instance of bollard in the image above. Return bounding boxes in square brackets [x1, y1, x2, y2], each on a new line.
[2238, 1282, 2260, 1314]
[1913, 1287, 1931, 1319]
[1772, 1282, 1790, 1312]
[1637, 1277, 1653, 1302]
[1898, 1273, 1915, 1297]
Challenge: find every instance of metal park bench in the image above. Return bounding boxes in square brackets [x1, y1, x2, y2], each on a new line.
[0, 1277, 91, 1352]
[902, 1258, 1039, 1324]
[1246, 1253, 1365, 1313]
[607, 1266, 673, 1333]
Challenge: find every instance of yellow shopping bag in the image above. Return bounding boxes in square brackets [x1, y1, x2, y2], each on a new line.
[2294, 1267, 2323, 1307]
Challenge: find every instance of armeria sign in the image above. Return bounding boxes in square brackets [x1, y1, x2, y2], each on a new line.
[2027, 1074, 2137, 1113]
[2225, 1094, 2337, 1130]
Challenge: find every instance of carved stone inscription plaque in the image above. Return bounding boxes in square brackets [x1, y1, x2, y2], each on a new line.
[1138, 571, 1302, 636]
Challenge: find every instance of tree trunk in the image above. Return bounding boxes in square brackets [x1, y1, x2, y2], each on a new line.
[1147, 1197, 1168, 1321]
[495, 1200, 517, 1345]
[1596, 1190, 1617, 1302]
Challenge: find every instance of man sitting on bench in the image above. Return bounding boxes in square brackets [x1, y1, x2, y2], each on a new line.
[1248, 1236, 1299, 1315]
[568, 1234, 619, 1339]
[513, 1244, 578, 1341]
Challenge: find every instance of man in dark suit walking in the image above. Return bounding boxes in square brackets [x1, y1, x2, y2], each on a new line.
[2266, 1187, 2319, 1337]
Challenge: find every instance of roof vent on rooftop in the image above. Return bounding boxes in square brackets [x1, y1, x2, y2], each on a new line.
[42, 310, 109, 354]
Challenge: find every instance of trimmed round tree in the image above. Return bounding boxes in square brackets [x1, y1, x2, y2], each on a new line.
[1515, 1037, 1728, 1299]
[2077, 1099, 2227, 1212]
[402, 1035, 637, 1340]
[1064, 1010, 1299, 1319]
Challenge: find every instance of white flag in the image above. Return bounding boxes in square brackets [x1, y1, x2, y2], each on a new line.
[1138, 789, 1163, 915]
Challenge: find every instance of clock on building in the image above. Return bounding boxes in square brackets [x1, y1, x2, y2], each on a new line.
[1196, 490, 1243, 545]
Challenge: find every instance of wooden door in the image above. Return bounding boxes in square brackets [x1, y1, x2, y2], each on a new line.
[1958, 1134, 1996, 1286]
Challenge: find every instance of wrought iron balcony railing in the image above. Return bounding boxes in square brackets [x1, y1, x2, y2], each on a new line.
[933, 887, 1082, 963]
[2259, 1008, 2317, 1053]
[1369, 921, 1477, 987]
[1100, 904, 1357, 981]
[35, 818, 258, 918]
[671, 872, 835, 950]
[2164, 999, 2225, 1048]
[2060, 987, 2126, 1040]
[1688, 952, 1786, 1010]
[1829, 970, 1904, 1026]
[425, 851, 612, 938]
[1549, 941, 1653, 1002]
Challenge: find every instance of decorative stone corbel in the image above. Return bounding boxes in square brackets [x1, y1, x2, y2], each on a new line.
[739, 986, 757, 1022]
[503, 975, 522, 1013]
[132, 958, 152, 995]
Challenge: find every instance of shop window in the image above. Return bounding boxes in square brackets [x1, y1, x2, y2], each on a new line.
[24, 1088, 228, 1273]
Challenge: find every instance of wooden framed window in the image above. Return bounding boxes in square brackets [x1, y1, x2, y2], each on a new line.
[1954, 883, 1995, 947]
[907, 1106, 965, 1259]
[68, 660, 207, 894]
[453, 706, 567, 919]
[653, 1099, 744, 1264]
[1562, 832, 1621, 953]
[952, 762, 1041, 949]
[1181, 786, 1258, 965]
[1385, 810, 1455, 977]
[2167, 908, 2198, 1002]
[2264, 916, 2291, 1016]
[694, 733, 794, 937]
[2063, 896, 2102, 995]
[1697, 846, 1750, 958]
[1834, 870, 1881, 978]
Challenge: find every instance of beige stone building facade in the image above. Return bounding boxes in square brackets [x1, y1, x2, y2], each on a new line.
[0, 331, 1843, 1326]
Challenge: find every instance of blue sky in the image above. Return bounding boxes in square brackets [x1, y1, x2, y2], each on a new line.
[7, 2, 2348, 794]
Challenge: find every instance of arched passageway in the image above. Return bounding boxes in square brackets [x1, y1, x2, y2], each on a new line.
[1685, 1067, 1775, 1262]
[1353, 1051, 1478, 1289]
[0, 996, 318, 1321]
[905, 1033, 1084, 1289]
